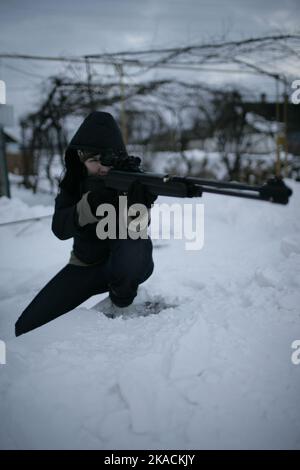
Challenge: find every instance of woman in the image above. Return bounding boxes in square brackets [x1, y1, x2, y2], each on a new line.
[15, 112, 156, 336]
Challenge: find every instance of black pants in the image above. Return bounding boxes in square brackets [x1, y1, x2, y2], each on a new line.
[15, 238, 154, 336]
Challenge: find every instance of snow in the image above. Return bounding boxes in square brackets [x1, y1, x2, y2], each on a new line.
[147, 150, 226, 179]
[246, 112, 284, 134]
[0, 178, 300, 450]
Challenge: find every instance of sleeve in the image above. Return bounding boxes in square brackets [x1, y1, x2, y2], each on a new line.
[51, 188, 86, 240]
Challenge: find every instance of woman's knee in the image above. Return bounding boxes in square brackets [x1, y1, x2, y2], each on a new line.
[135, 238, 153, 268]
[15, 317, 24, 337]
[138, 258, 154, 284]
[110, 238, 153, 279]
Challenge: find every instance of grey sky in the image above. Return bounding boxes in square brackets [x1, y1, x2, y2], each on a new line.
[0, 0, 299, 137]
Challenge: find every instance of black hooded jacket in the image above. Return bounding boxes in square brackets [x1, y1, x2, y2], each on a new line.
[51, 112, 126, 264]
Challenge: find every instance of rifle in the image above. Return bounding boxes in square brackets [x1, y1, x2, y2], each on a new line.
[82, 151, 293, 204]
[84, 170, 293, 205]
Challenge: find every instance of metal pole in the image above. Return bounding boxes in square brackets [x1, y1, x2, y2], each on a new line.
[0, 213, 52, 227]
[283, 87, 289, 177]
[114, 63, 128, 146]
[0, 125, 11, 198]
[85, 57, 95, 112]
[275, 76, 281, 178]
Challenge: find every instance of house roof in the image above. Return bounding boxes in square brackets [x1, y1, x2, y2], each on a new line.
[3, 131, 18, 144]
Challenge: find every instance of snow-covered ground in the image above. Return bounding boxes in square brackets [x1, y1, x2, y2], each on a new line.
[0, 179, 299, 450]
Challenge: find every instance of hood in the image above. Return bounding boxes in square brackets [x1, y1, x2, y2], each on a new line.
[65, 111, 127, 170]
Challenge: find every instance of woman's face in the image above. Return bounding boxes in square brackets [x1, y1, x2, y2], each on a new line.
[84, 158, 113, 176]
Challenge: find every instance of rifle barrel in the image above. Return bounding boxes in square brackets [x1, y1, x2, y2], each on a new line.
[185, 176, 262, 192]
[104, 170, 292, 205]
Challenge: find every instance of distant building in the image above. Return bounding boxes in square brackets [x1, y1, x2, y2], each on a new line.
[242, 95, 300, 156]
[4, 131, 34, 175]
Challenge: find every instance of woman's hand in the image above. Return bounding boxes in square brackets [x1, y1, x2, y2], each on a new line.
[127, 180, 157, 208]
[87, 188, 118, 216]
[87, 191, 105, 217]
[76, 188, 118, 227]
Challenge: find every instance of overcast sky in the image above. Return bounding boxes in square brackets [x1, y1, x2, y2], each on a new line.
[0, 0, 299, 137]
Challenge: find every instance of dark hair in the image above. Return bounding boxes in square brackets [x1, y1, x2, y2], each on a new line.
[58, 149, 88, 200]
